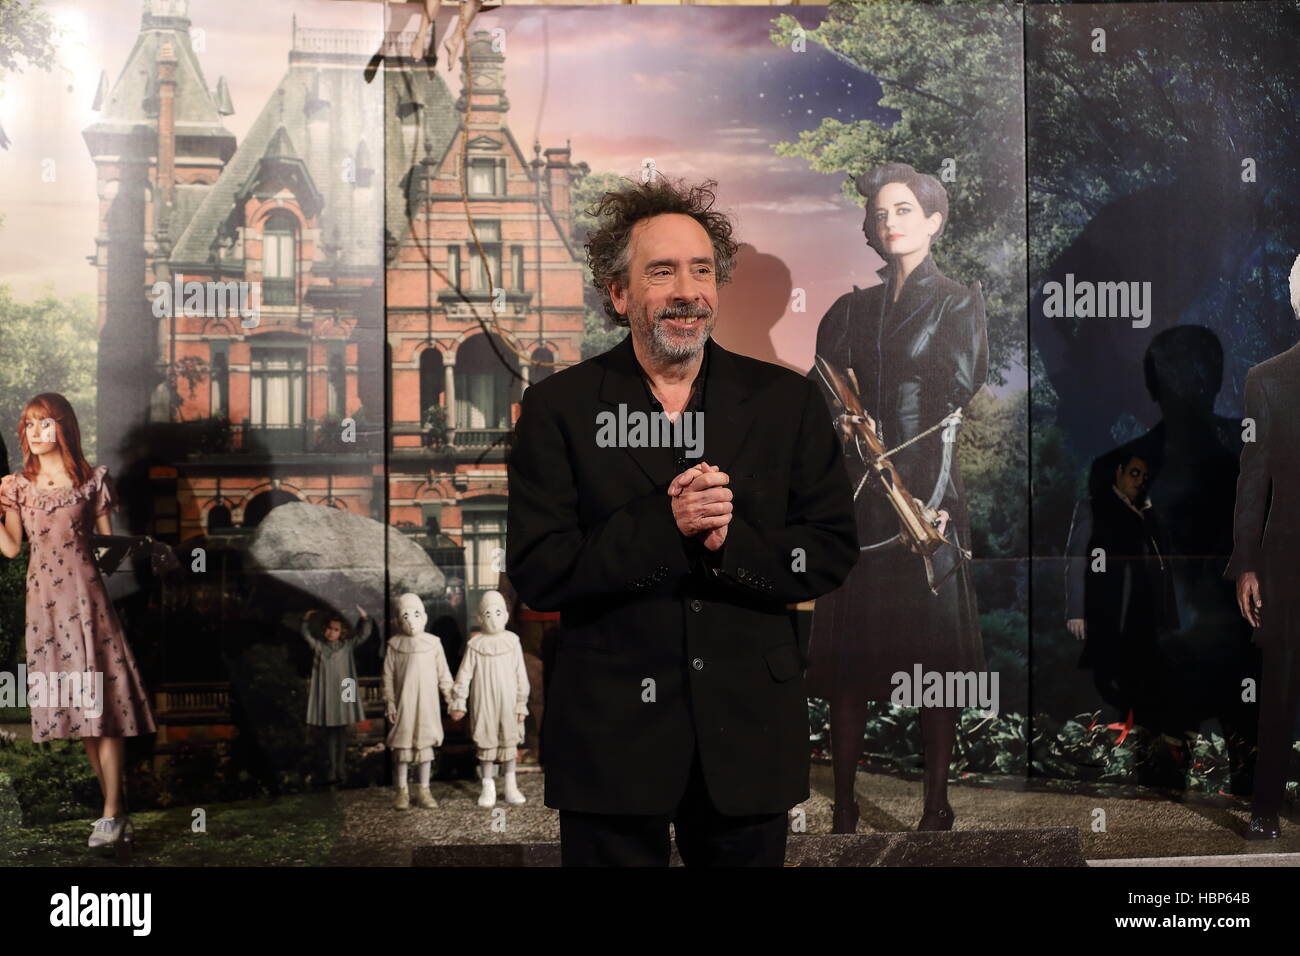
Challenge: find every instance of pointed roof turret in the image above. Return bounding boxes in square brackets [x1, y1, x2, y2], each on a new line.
[91, 70, 110, 111]
[84, 0, 233, 153]
[214, 76, 234, 116]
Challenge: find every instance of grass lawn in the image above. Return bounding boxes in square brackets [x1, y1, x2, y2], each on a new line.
[0, 791, 346, 866]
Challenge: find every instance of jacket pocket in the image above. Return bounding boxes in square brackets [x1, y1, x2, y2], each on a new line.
[764, 643, 802, 682]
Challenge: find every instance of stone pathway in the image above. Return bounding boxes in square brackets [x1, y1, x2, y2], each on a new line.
[328, 772, 558, 865]
[323, 762, 1299, 865]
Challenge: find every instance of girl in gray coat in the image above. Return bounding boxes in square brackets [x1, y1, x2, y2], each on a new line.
[301, 605, 373, 785]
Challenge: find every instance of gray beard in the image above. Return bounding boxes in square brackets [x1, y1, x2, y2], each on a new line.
[633, 308, 716, 365]
[649, 321, 712, 362]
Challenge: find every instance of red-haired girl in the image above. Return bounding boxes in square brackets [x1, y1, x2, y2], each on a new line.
[0, 393, 156, 851]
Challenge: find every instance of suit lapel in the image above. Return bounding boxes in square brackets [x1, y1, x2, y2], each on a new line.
[597, 334, 756, 488]
[702, 339, 756, 476]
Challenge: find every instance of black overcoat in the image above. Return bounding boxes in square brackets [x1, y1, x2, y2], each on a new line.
[805, 254, 988, 701]
[1064, 487, 1179, 669]
[506, 334, 859, 814]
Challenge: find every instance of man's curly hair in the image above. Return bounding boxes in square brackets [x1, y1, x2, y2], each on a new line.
[584, 177, 739, 327]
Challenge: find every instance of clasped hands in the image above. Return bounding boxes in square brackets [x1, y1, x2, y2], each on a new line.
[668, 460, 730, 552]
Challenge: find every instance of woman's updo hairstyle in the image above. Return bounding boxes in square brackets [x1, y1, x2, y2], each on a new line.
[854, 162, 949, 259]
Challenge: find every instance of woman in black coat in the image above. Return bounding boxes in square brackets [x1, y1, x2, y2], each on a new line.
[806, 163, 988, 833]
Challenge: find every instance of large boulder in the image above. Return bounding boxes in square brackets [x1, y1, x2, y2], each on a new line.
[245, 502, 444, 614]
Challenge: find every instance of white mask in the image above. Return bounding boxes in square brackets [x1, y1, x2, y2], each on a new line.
[394, 593, 427, 636]
[477, 590, 508, 635]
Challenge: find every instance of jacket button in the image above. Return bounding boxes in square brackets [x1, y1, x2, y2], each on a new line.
[689, 599, 702, 612]
[692, 658, 704, 670]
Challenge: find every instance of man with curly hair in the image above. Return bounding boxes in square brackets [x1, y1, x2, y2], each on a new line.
[506, 176, 858, 866]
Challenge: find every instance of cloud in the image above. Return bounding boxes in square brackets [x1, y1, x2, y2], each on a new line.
[734, 198, 849, 215]
[630, 71, 690, 94]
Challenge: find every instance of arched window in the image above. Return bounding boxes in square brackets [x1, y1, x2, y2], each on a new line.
[327, 344, 346, 419]
[207, 504, 233, 531]
[454, 333, 518, 433]
[262, 211, 298, 305]
[210, 342, 229, 418]
[420, 347, 445, 422]
[242, 488, 298, 528]
[530, 347, 555, 386]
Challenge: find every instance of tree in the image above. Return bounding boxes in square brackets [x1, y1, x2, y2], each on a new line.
[0, 0, 58, 155]
[0, 285, 98, 462]
[770, 0, 1027, 384]
[571, 171, 630, 359]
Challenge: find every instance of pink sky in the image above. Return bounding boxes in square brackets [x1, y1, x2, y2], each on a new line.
[0, 1, 911, 373]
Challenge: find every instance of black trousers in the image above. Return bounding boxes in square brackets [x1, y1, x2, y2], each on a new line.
[1252, 643, 1300, 816]
[558, 749, 788, 867]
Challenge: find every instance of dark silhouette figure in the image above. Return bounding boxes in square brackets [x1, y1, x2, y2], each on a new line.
[1085, 327, 1257, 791]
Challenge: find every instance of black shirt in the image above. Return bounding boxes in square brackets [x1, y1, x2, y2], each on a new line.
[633, 345, 722, 573]
[636, 344, 708, 426]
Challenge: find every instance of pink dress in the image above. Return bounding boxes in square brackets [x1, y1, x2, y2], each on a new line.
[0, 466, 156, 740]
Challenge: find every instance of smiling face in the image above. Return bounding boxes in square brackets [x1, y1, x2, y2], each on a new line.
[610, 213, 718, 364]
[869, 181, 943, 261]
[396, 594, 427, 637]
[477, 591, 508, 635]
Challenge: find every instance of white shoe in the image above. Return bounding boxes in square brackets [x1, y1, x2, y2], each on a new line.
[88, 816, 128, 848]
[477, 777, 497, 808]
[502, 773, 526, 805]
[416, 785, 438, 809]
[393, 787, 410, 811]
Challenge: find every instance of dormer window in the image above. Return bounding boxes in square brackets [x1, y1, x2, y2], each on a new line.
[262, 211, 298, 305]
[467, 221, 501, 292]
[468, 157, 505, 196]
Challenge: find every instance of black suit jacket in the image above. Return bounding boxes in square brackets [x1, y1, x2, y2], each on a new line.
[506, 334, 859, 814]
[1225, 344, 1300, 642]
